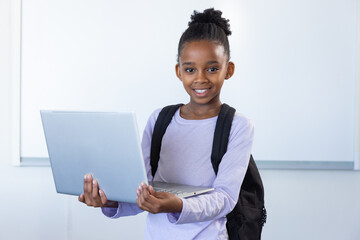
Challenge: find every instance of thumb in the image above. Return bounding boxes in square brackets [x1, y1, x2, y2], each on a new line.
[152, 191, 171, 199]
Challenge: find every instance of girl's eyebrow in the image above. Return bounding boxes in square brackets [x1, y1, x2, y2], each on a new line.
[182, 60, 219, 66]
[182, 62, 194, 66]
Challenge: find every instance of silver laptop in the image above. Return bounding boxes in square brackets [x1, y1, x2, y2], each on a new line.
[40, 110, 214, 203]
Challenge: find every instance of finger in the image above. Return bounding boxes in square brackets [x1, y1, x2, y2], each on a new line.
[138, 184, 160, 213]
[136, 195, 145, 211]
[91, 180, 99, 199]
[83, 174, 90, 194]
[137, 185, 150, 210]
[84, 174, 94, 205]
[136, 195, 152, 212]
[149, 185, 156, 195]
[83, 175, 89, 202]
[99, 189, 108, 206]
[136, 189, 146, 210]
[78, 194, 85, 203]
[92, 179, 102, 206]
[140, 182, 152, 196]
[140, 183, 151, 199]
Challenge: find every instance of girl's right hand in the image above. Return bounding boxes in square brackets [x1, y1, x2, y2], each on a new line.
[78, 174, 118, 209]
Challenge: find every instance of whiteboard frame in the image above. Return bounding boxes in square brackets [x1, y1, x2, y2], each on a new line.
[356, 0, 360, 170]
[10, 0, 21, 166]
[11, 0, 360, 170]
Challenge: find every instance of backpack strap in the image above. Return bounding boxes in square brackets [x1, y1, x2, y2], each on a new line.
[211, 103, 236, 175]
[150, 104, 184, 177]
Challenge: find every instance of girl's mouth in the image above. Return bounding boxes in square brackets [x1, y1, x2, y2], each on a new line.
[194, 88, 210, 96]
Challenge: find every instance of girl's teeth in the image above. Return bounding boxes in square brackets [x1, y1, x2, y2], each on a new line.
[195, 89, 207, 93]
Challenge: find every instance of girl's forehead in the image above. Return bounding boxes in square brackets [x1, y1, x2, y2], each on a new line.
[179, 40, 227, 63]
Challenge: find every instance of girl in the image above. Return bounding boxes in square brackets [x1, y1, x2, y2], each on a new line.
[79, 8, 254, 240]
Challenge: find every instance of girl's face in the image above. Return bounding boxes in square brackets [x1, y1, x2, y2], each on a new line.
[176, 40, 234, 108]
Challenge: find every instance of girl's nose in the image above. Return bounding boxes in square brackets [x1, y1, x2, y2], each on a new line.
[194, 71, 208, 83]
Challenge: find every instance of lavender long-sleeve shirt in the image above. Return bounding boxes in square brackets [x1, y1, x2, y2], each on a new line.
[102, 108, 254, 240]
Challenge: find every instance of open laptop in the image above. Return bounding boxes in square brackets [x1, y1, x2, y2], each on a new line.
[40, 110, 214, 203]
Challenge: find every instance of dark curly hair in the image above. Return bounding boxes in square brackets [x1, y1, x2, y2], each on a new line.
[177, 8, 232, 62]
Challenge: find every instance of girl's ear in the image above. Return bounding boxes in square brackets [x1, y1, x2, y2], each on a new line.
[225, 61, 235, 80]
[175, 64, 182, 81]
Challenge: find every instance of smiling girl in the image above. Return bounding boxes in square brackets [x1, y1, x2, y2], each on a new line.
[79, 8, 254, 240]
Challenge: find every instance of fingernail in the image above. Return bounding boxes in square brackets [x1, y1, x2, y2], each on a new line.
[136, 189, 140, 196]
[93, 180, 96, 185]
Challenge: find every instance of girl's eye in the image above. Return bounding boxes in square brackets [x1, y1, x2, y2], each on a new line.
[208, 67, 219, 72]
[185, 68, 195, 73]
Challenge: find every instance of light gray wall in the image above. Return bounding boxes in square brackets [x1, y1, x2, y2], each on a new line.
[1, 0, 360, 239]
[260, 170, 360, 240]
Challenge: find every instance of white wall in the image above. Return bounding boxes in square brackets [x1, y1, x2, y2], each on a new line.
[1, 0, 360, 239]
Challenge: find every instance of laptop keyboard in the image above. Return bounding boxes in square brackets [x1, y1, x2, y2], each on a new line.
[152, 187, 188, 196]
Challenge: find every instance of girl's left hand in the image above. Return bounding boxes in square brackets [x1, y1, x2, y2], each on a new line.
[136, 182, 183, 214]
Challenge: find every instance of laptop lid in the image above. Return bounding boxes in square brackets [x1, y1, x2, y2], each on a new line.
[41, 110, 148, 203]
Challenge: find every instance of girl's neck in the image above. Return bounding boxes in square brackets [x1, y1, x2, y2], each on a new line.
[180, 101, 222, 120]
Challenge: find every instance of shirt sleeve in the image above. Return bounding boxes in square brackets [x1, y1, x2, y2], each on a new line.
[167, 115, 254, 224]
[101, 202, 143, 218]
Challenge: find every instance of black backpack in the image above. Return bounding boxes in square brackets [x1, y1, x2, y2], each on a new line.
[150, 103, 267, 240]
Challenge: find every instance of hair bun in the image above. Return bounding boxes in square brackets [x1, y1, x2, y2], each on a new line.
[189, 8, 231, 36]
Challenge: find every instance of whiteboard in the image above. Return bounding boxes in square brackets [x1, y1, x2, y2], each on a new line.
[20, 0, 359, 169]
